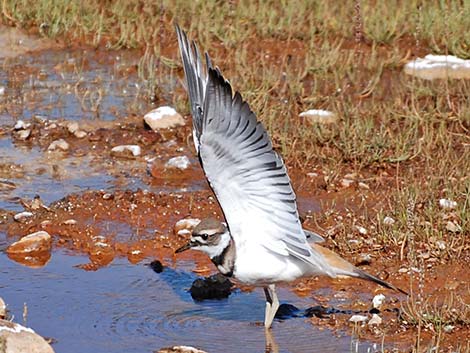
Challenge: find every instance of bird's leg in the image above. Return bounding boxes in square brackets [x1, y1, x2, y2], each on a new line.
[263, 284, 279, 329]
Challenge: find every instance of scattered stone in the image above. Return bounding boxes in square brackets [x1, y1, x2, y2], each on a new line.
[67, 122, 79, 134]
[439, 198, 457, 210]
[190, 273, 233, 301]
[174, 218, 200, 236]
[6, 231, 52, 255]
[14, 120, 30, 130]
[111, 145, 141, 158]
[74, 130, 87, 139]
[102, 193, 113, 200]
[436, 240, 446, 250]
[165, 156, 190, 170]
[306, 172, 319, 178]
[344, 173, 357, 180]
[47, 139, 69, 152]
[303, 305, 330, 318]
[404, 55, 470, 80]
[354, 225, 367, 235]
[299, 109, 337, 124]
[144, 106, 185, 130]
[40, 220, 51, 228]
[0, 86, 4, 95]
[368, 313, 382, 326]
[398, 268, 409, 274]
[0, 319, 55, 353]
[15, 129, 31, 140]
[341, 178, 354, 188]
[0, 297, 5, 319]
[445, 221, 461, 233]
[443, 324, 455, 333]
[383, 216, 396, 225]
[148, 260, 164, 273]
[63, 219, 77, 225]
[355, 253, 372, 266]
[13, 211, 33, 223]
[358, 182, 369, 190]
[372, 294, 386, 309]
[349, 314, 368, 323]
[158, 346, 207, 353]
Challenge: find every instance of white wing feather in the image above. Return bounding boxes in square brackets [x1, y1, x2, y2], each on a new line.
[176, 26, 332, 275]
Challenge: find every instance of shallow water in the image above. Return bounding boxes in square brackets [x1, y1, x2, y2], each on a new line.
[0, 47, 388, 352]
[0, 248, 383, 353]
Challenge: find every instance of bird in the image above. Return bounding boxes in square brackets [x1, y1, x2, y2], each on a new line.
[174, 25, 406, 329]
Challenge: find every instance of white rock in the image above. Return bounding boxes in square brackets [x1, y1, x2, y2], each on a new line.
[0, 319, 55, 353]
[14, 120, 30, 130]
[299, 109, 337, 124]
[16, 129, 31, 140]
[13, 211, 33, 223]
[436, 240, 446, 250]
[0, 86, 5, 95]
[67, 122, 79, 134]
[443, 324, 455, 333]
[6, 231, 52, 255]
[349, 314, 368, 323]
[74, 130, 87, 139]
[404, 55, 470, 80]
[47, 139, 69, 152]
[341, 179, 354, 188]
[174, 218, 201, 236]
[165, 156, 190, 170]
[372, 294, 386, 309]
[158, 346, 207, 353]
[358, 182, 369, 190]
[354, 225, 367, 235]
[445, 221, 461, 233]
[368, 314, 383, 326]
[439, 198, 457, 210]
[144, 106, 185, 130]
[0, 297, 5, 318]
[111, 145, 141, 157]
[383, 216, 396, 225]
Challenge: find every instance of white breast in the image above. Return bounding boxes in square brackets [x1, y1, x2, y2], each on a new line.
[232, 241, 314, 285]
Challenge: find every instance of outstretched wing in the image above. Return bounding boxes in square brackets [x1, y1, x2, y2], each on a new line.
[176, 25, 212, 152]
[176, 26, 331, 275]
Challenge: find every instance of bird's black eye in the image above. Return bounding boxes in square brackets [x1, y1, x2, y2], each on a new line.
[200, 233, 208, 241]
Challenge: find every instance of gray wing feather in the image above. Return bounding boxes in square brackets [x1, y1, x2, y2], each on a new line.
[176, 27, 333, 275]
[176, 25, 209, 150]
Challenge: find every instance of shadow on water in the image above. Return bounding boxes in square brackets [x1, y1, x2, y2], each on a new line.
[0, 245, 383, 353]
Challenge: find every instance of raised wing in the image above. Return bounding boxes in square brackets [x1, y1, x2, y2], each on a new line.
[176, 25, 212, 152]
[176, 27, 331, 275]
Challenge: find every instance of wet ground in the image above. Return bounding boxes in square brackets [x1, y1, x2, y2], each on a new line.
[0, 26, 468, 353]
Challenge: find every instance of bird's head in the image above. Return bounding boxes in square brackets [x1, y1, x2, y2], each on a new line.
[175, 218, 231, 259]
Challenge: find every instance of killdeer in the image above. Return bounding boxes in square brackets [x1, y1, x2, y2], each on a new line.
[175, 26, 406, 329]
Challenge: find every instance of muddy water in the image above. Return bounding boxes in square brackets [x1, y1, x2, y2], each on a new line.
[0, 46, 388, 352]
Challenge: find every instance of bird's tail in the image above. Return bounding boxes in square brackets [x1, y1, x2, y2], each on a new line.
[311, 243, 407, 295]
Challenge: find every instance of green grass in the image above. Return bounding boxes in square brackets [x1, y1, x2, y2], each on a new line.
[3, 0, 467, 247]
